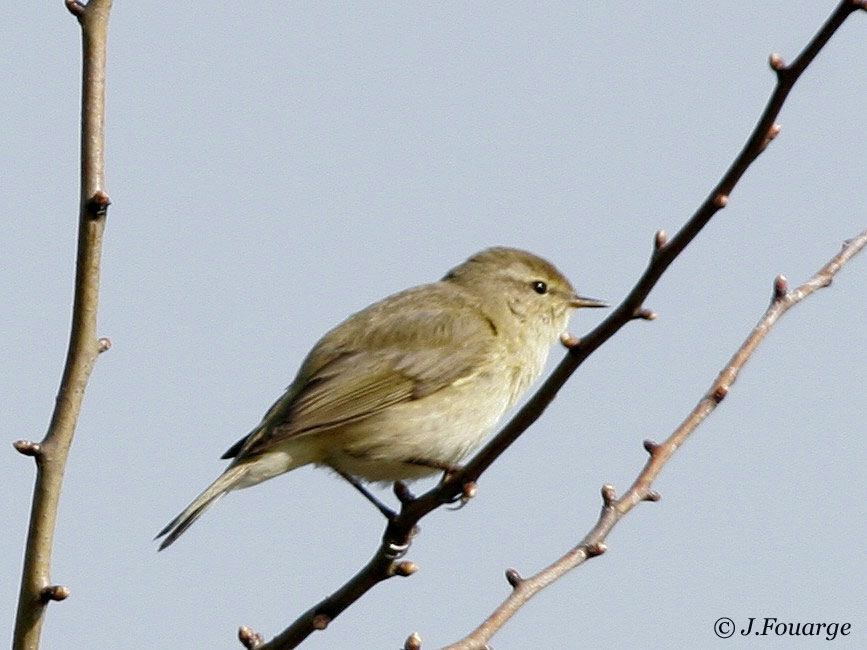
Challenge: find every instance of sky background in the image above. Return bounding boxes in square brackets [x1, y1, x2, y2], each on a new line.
[3, 2, 865, 649]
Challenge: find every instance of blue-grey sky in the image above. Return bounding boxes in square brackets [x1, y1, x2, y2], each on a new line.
[3, 2, 865, 649]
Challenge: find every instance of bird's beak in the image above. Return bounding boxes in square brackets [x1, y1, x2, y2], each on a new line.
[570, 294, 608, 309]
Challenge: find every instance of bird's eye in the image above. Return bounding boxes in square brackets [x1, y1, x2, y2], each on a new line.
[532, 280, 548, 295]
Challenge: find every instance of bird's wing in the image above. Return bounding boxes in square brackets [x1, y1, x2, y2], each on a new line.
[224, 298, 499, 460]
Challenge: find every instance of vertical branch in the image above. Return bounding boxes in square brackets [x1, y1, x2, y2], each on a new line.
[13, 2, 113, 649]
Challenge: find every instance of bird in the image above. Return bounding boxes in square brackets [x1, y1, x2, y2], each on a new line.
[156, 247, 605, 549]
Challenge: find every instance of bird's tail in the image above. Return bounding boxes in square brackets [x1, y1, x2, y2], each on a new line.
[156, 464, 249, 551]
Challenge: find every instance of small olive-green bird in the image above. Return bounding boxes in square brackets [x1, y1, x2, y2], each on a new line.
[156, 247, 604, 549]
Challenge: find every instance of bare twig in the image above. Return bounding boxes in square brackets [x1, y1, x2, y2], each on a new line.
[13, 2, 113, 649]
[245, 2, 864, 646]
[458, 0, 863, 488]
[444, 229, 867, 650]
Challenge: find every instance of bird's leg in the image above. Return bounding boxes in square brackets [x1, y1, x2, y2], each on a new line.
[336, 470, 396, 519]
[406, 457, 462, 478]
[406, 457, 477, 508]
[446, 480, 478, 510]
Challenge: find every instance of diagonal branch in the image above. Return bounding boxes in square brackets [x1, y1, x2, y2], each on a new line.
[442, 228, 867, 650]
[458, 0, 864, 484]
[242, 2, 865, 647]
[12, 2, 113, 649]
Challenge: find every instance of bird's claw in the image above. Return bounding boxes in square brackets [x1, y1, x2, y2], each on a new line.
[445, 480, 477, 510]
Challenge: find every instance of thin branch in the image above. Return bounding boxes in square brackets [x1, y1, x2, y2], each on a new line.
[444, 228, 867, 650]
[244, 2, 864, 646]
[459, 0, 863, 485]
[13, 2, 113, 649]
